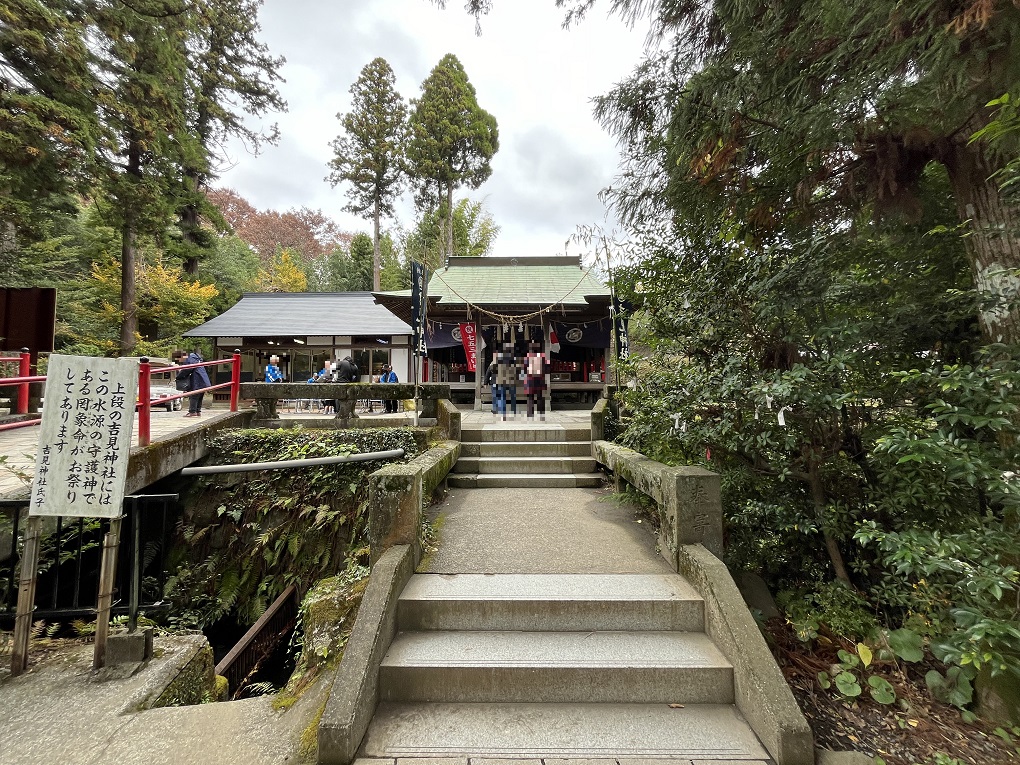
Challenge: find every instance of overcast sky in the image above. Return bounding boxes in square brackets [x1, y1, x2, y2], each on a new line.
[217, 0, 649, 258]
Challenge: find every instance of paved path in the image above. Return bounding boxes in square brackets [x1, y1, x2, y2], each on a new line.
[2, 406, 767, 765]
[423, 486, 668, 574]
[0, 635, 330, 765]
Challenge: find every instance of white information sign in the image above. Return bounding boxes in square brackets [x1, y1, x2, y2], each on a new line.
[29, 355, 139, 518]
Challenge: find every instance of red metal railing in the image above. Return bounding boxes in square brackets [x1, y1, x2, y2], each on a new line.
[0, 349, 243, 444]
[0, 349, 45, 432]
[137, 352, 242, 447]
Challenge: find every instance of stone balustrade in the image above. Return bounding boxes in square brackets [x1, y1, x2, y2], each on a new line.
[240, 382, 451, 422]
[592, 439, 724, 564]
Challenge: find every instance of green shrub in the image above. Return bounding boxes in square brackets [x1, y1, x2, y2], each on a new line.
[164, 427, 420, 627]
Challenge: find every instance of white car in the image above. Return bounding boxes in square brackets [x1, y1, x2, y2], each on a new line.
[148, 359, 183, 411]
[150, 383, 183, 411]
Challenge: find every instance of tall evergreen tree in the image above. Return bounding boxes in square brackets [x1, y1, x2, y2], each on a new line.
[0, 1, 100, 239]
[591, 0, 1020, 343]
[407, 54, 498, 264]
[327, 57, 408, 291]
[176, 0, 285, 275]
[89, 0, 198, 354]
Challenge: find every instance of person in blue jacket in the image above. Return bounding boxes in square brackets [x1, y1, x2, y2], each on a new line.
[265, 354, 284, 383]
[174, 348, 212, 417]
[380, 364, 399, 413]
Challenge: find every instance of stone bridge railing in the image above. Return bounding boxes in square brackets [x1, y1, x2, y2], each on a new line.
[588, 400, 814, 764]
[240, 382, 452, 423]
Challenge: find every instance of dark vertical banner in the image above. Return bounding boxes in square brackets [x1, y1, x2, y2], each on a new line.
[411, 262, 429, 357]
[611, 295, 631, 361]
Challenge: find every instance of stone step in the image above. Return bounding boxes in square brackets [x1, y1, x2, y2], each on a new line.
[453, 456, 597, 474]
[459, 440, 592, 457]
[379, 630, 734, 704]
[447, 473, 603, 489]
[461, 426, 592, 443]
[359, 701, 770, 759]
[397, 573, 705, 632]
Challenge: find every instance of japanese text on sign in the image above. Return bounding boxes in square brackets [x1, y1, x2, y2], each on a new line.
[29, 355, 138, 518]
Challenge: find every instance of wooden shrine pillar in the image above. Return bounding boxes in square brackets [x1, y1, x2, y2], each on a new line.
[473, 318, 483, 410]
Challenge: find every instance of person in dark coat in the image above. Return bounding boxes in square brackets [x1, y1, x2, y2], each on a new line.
[174, 348, 211, 417]
[484, 359, 498, 414]
[335, 356, 359, 382]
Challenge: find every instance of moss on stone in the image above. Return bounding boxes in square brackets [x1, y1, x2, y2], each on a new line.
[298, 697, 327, 762]
[152, 644, 216, 708]
[212, 674, 229, 702]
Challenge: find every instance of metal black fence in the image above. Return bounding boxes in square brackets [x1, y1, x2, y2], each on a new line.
[0, 494, 178, 627]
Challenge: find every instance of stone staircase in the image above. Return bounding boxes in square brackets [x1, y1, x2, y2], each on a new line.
[448, 421, 603, 488]
[357, 573, 770, 760]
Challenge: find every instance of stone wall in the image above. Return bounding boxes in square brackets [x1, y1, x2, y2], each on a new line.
[367, 440, 460, 563]
[592, 439, 723, 562]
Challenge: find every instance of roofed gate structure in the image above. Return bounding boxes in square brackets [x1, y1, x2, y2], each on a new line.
[374, 255, 614, 410]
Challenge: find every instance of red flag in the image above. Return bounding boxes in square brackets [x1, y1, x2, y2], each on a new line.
[459, 323, 478, 372]
[547, 323, 560, 353]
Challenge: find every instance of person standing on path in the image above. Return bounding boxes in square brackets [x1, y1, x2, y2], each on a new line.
[484, 358, 498, 415]
[333, 356, 360, 419]
[524, 342, 548, 420]
[174, 348, 211, 417]
[380, 364, 399, 413]
[495, 344, 518, 420]
[316, 360, 336, 413]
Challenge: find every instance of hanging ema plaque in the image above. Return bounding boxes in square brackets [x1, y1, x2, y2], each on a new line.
[29, 355, 138, 518]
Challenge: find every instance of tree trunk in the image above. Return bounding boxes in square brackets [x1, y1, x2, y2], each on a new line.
[180, 169, 202, 276]
[120, 140, 141, 356]
[373, 197, 381, 291]
[942, 133, 1020, 344]
[120, 216, 138, 356]
[807, 461, 852, 584]
[446, 184, 455, 265]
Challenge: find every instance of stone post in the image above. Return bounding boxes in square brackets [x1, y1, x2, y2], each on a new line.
[368, 466, 423, 564]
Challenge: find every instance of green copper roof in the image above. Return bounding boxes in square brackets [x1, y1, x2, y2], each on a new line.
[427, 256, 610, 305]
[374, 256, 613, 324]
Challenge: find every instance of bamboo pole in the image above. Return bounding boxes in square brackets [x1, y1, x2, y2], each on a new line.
[11, 516, 42, 676]
[93, 516, 123, 670]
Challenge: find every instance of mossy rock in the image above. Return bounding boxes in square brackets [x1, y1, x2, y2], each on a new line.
[152, 643, 217, 708]
[300, 574, 368, 669]
[213, 674, 229, 702]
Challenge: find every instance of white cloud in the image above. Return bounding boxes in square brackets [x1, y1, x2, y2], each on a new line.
[217, 0, 649, 254]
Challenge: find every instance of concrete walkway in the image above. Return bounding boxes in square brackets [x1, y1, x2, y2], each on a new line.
[356, 474, 772, 764]
[0, 635, 330, 765]
[423, 486, 669, 574]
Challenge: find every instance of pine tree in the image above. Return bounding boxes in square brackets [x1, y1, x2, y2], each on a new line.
[327, 58, 408, 291]
[407, 54, 498, 264]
